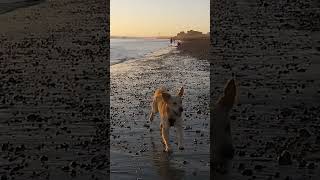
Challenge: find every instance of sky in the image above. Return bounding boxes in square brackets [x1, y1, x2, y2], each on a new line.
[111, 0, 209, 37]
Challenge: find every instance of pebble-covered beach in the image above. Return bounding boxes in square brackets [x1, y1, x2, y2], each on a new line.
[0, 0, 109, 179]
[110, 48, 210, 180]
[210, 0, 320, 179]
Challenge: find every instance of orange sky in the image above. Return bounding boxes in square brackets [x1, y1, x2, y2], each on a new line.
[111, 0, 209, 37]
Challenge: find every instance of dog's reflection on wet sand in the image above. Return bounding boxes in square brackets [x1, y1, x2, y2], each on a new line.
[212, 159, 233, 180]
[150, 138, 185, 180]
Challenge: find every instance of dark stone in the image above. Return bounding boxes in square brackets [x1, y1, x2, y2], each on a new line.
[40, 155, 48, 162]
[238, 163, 245, 170]
[307, 163, 315, 169]
[299, 128, 311, 138]
[69, 161, 77, 168]
[278, 150, 292, 165]
[298, 159, 307, 168]
[254, 165, 263, 171]
[183, 160, 188, 164]
[242, 169, 253, 176]
[1, 175, 7, 180]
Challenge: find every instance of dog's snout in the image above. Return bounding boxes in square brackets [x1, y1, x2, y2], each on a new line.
[179, 107, 183, 112]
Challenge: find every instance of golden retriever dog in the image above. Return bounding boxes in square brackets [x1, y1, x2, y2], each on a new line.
[213, 79, 237, 163]
[149, 87, 184, 152]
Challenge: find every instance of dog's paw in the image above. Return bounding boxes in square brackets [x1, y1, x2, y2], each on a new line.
[164, 147, 172, 153]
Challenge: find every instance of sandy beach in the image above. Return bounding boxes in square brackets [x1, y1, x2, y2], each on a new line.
[110, 47, 210, 179]
[177, 37, 210, 60]
[0, 0, 108, 179]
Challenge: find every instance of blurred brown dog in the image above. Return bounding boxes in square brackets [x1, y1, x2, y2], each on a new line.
[213, 79, 237, 161]
[149, 87, 184, 152]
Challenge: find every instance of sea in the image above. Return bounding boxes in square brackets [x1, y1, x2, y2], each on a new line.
[110, 38, 171, 65]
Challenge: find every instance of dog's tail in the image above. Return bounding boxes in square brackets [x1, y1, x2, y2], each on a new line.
[217, 79, 237, 110]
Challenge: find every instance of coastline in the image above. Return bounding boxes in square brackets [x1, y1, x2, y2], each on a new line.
[111, 46, 173, 66]
[110, 37, 210, 67]
[110, 38, 170, 66]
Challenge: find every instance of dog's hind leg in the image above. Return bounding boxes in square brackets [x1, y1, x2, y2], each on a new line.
[161, 126, 171, 152]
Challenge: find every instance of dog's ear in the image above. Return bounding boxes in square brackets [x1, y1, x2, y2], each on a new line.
[162, 93, 171, 102]
[177, 87, 184, 97]
[221, 79, 237, 108]
[224, 79, 236, 96]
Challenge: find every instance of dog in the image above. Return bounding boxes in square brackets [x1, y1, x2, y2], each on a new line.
[149, 87, 184, 152]
[212, 78, 237, 164]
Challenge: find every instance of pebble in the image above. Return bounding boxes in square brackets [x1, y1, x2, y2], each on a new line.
[254, 165, 263, 171]
[278, 150, 292, 165]
[238, 163, 245, 170]
[299, 128, 311, 138]
[70, 169, 76, 177]
[69, 161, 77, 168]
[40, 155, 48, 162]
[307, 163, 315, 169]
[298, 159, 307, 168]
[242, 169, 253, 176]
[1, 175, 7, 180]
[183, 160, 188, 164]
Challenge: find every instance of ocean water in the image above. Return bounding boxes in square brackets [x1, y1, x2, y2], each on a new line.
[0, 0, 44, 14]
[110, 38, 170, 65]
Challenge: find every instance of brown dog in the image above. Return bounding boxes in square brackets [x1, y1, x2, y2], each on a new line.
[149, 87, 184, 152]
[213, 79, 237, 161]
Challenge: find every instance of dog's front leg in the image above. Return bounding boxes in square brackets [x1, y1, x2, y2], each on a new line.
[149, 100, 157, 122]
[161, 126, 171, 152]
[176, 124, 184, 150]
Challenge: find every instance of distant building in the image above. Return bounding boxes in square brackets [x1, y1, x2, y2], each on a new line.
[174, 30, 207, 40]
[177, 31, 186, 37]
[186, 30, 203, 36]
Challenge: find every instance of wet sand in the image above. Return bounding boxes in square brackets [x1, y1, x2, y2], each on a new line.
[0, 0, 108, 179]
[110, 48, 210, 180]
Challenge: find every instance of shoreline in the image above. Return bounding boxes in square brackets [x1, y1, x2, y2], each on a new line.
[110, 38, 208, 67]
[111, 45, 174, 66]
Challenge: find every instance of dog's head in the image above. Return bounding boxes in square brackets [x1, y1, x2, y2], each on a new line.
[161, 87, 184, 116]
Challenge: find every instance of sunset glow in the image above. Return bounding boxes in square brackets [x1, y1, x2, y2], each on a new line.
[111, 0, 209, 37]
